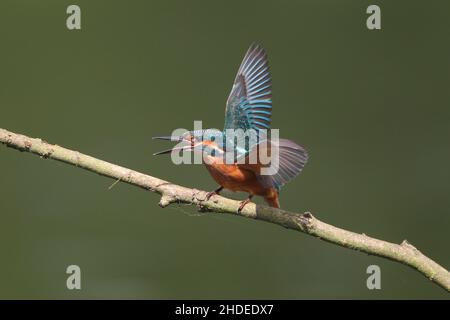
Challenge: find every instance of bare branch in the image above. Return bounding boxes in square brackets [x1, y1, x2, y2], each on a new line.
[1, 127, 449, 292]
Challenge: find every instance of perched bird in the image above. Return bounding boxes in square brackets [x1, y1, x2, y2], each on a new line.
[154, 43, 308, 211]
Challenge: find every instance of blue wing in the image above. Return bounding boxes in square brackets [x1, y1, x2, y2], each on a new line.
[224, 43, 272, 132]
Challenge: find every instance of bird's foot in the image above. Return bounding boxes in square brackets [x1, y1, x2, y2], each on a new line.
[237, 196, 253, 213]
[205, 186, 224, 201]
[205, 191, 217, 201]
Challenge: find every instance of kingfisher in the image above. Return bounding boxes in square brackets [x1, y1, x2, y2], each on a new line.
[154, 43, 308, 211]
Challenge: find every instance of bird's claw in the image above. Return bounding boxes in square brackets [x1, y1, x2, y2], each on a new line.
[237, 199, 252, 213]
[205, 191, 217, 201]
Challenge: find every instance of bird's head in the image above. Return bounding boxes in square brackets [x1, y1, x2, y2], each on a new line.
[153, 129, 225, 157]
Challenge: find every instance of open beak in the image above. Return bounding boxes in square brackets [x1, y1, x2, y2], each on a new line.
[152, 135, 189, 156]
[152, 136, 181, 142]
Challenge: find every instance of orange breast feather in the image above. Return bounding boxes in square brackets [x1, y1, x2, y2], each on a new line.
[204, 158, 265, 195]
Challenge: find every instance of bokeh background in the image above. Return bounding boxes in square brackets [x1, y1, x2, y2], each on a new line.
[0, 0, 449, 299]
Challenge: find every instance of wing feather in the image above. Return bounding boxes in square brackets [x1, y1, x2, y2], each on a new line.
[224, 44, 272, 132]
[240, 139, 308, 190]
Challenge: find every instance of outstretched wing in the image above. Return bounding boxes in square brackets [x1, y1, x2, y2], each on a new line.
[224, 43, 272, 132]
[264, 139, 308, 190]
[239, 139, 308, 190]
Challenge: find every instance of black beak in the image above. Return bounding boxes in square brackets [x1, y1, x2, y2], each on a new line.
[152, 135, 185, 155]
[152, 136, 182, 141]
[153, 148, 176, 155]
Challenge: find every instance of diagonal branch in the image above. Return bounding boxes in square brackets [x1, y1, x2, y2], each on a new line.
[1, 127, 449, 292]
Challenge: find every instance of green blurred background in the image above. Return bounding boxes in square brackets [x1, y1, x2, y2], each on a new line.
[0, 0, 449, 299]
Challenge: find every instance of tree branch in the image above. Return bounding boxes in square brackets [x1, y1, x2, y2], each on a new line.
[1, 127, 449, 292]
